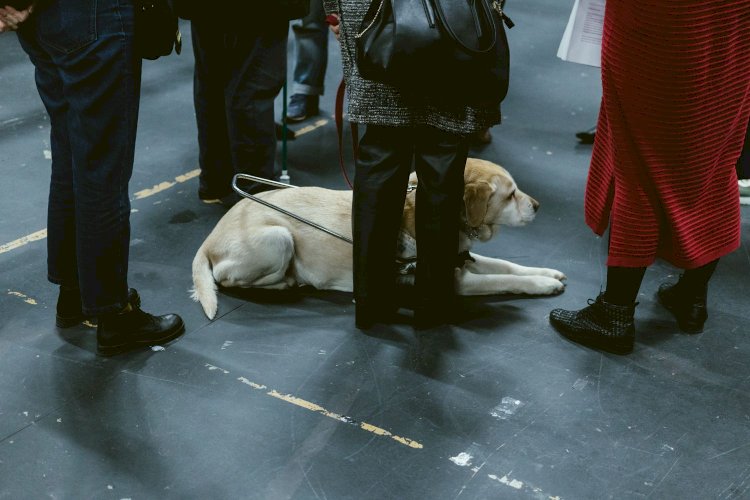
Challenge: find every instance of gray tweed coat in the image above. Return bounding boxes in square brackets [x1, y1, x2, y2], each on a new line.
[323, 0, 501, 134]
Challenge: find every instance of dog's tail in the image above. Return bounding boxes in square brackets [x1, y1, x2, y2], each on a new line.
[191, 244, 218, 320]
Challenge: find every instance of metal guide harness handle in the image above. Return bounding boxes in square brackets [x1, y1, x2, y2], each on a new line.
[231, 174, 354, 245]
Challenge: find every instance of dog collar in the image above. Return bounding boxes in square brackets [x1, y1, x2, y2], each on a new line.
[463, 224, 481, 240]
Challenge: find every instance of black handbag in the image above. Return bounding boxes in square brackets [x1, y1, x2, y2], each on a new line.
[356, 0, 513, 106]
[135, 0, 182, 60]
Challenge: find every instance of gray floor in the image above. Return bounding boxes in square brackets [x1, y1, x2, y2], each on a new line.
[2, 3, 750, 499]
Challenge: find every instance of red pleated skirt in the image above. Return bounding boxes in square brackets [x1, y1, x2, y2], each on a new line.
[585, 1, 750, 269]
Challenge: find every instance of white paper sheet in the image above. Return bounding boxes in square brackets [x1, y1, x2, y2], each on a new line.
[557, 0, 605, 68]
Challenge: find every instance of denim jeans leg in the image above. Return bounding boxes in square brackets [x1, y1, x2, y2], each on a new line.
[225, 22, 288, 193]
[17, 31, 78, 289]
[291, 0, 329, 96]
[19, 0, 141, 315]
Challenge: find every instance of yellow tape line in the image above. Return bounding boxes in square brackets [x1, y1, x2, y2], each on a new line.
[294, 118, 329, 137]
[7, 290, 38, 305]
[0, 229, 47, 255]
[232, 370, 422, 449]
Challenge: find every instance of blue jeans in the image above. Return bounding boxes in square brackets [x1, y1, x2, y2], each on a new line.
[18, 0, 141, 315]
[291, 0, 328, 96]
[191, 20, 288, 197]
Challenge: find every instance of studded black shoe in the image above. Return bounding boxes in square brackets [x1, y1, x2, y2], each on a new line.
[550, 294, 636, 355]
[657, 281, 707, 334]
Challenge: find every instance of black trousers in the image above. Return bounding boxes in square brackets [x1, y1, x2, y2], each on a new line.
[737, 117, 750, 179]
[191, 20, 288, 199]
[353, 125, 469, 312]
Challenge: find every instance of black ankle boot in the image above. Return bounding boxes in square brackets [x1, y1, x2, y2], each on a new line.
[549, 294, 636, 355]
[657, 281, 707, 334]
[97, 291, 184, 356]
[56, 287, 85, 328]
[56, 288, 141, 328]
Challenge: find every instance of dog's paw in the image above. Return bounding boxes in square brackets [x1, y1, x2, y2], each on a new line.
[537, 268, 567, 281]
[532, 276, 566, 295]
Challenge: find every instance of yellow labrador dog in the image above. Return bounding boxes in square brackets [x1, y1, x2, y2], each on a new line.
[192, 158, 566, 319]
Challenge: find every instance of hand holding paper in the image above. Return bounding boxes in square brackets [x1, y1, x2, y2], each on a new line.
[557, 0, 605, 67]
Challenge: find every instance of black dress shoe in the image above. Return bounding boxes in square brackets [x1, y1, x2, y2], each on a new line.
[575, 126, 597, 144]
[56, 287, 85, 329]
[97, 293, 184, 356]
[657, 282, 707, 334]
[56, 287, 140, 328]
[354, 300, 397, 330]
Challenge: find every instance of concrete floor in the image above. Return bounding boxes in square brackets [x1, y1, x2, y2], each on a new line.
[1, 2, 749, 499]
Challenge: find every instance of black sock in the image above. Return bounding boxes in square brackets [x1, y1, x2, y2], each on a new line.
[678, 259, 718, 298]
[603, 266, 646, 306]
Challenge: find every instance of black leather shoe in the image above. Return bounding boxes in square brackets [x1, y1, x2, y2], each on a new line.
[56, 287, 85, 329]
[576, 126, 596, 144]
[657, 282, 707, 334]
[97, 293, 184, 356]
[56, 287, 140, 328]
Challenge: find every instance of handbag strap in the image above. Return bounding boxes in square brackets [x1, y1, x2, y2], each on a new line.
[335, 79, 356, 189]
[432, 0, 497, 54]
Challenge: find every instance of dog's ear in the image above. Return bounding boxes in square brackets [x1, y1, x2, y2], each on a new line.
[464, 181, 494, 227]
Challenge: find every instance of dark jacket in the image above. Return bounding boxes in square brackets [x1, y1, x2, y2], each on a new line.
[173, 0, 309, 23]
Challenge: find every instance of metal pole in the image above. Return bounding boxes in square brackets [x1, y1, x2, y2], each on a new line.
[280, 80, 290, 184]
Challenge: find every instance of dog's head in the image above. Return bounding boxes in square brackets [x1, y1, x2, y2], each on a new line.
[462, 158, 539, 242]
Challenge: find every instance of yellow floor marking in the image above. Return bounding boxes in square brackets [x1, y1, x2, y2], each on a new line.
[133, 181, 176, 200]
[225, 371, 422, 449]
[0, 229, 48, 255]
[7, 290, 38, 305]
[0, 169, 202, 255]
[293, 118, 329, 138]
[174, 169, 200, 183]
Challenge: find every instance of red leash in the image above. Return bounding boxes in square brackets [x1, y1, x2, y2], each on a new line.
[335, 78, 356, 189]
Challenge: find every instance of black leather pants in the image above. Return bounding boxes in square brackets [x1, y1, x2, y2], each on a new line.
[353, 124, 469, 320]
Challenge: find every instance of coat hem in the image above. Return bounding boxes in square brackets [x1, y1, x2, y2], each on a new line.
[605, 240, 740, 270]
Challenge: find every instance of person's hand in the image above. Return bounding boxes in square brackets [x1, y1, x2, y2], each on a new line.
[0, 4, 33, 33]
[326, 13, 340, 40]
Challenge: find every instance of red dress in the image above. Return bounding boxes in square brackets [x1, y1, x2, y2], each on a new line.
[585, 1, 750, 269]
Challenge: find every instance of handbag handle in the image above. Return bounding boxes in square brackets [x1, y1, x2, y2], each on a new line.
[432, 0, 498, 55]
